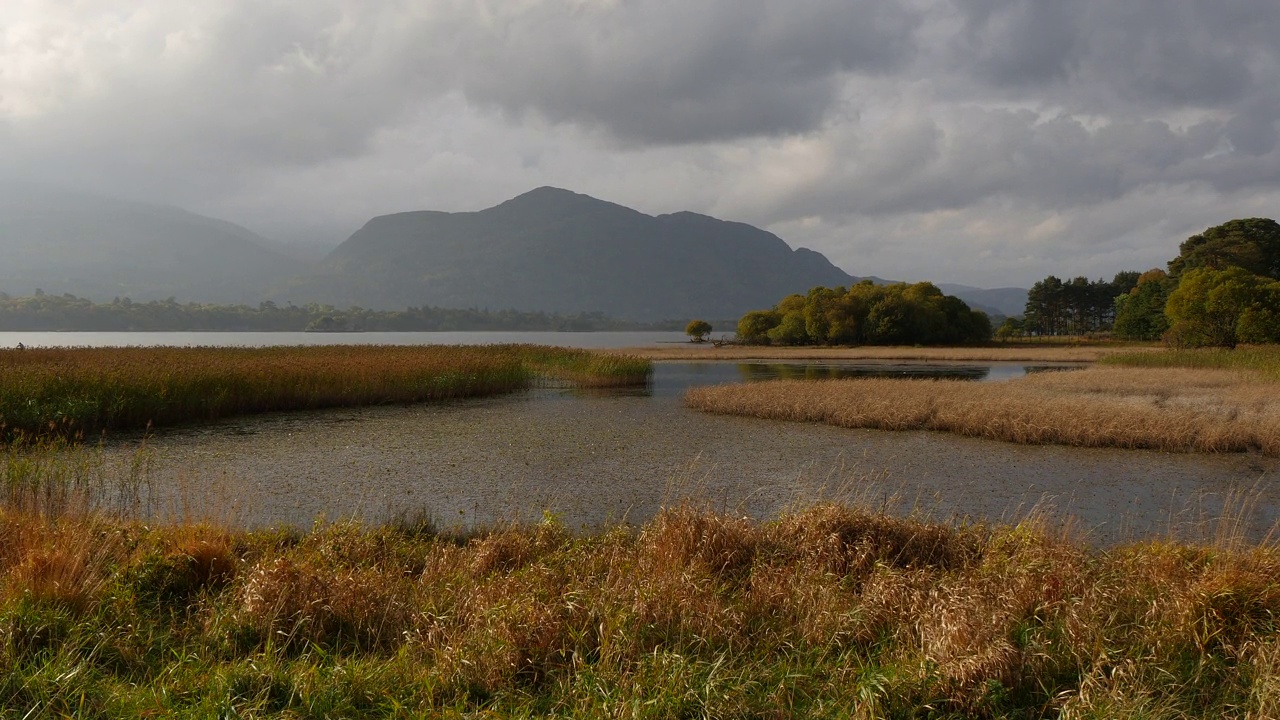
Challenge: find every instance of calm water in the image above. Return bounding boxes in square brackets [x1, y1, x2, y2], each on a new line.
[100, 360, 1278, 545]
[0, 330, 689, 348]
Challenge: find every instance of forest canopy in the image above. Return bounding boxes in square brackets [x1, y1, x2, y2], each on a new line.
[736, 281, 991, 346]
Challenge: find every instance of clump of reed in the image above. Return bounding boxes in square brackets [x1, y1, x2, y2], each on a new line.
[686, 364, 1280, 455]
[1, 502, 1278, 717]
[0, 345, 649, 442]
[502, 344, 653, 388]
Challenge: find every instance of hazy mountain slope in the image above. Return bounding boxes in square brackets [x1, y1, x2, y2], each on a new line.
[0, 183, 303, 303]
[280, 187, 860, 321]
[935, 284, 1028, 317]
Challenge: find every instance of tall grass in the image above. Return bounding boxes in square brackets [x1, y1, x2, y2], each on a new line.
[2, 438, 155, 519]
[687, 365, 1280, 455]
[0, 345, 650, 442]
[1106, 345, 1280, 379]
[0, 502, 1277, 717]
[503, 344, 652, 387]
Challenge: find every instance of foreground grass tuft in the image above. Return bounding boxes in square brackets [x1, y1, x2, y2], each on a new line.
[0, 504, 1278, 717]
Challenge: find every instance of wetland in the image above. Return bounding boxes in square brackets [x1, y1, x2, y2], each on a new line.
[108, 359, 1278, 544]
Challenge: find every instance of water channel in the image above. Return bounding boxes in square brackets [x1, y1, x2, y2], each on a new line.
[102, 359, 1280, 545]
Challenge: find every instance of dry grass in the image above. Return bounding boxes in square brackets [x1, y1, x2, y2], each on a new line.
[2, 503, 1279, 716]
[686, 365, 1280, 455]
[621, 343, 1152, 362]
[0, 344, 650, 442]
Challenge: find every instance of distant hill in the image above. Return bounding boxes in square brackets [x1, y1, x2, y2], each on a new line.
[935, 284, 1028, 317]
[0, 183, 304, 303]
[278, 187, 863, 321]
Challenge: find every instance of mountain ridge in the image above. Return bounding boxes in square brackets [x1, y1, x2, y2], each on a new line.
[0, 182, 305, 303]
[279, 187, 863, 321]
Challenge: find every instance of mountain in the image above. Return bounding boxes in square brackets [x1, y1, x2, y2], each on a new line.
[935, 284, 1028, 317]
[278, 187, 861, 321]
[0, 182, 304, 303]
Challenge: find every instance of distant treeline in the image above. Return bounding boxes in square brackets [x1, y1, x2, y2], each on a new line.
[736, 281, 992, 346]
[0, 292, 680, 332]
[1004, 218, 1280, 348]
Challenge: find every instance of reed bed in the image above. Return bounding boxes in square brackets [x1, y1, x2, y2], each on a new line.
[1106, 345, 1280, 379]
[686, 365, 1280, 455]
[0, 345, 650, 442]
[0, 501, 1277, 717]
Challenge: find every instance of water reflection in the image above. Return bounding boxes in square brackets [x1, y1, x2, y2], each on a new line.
[735, 362, 992, 382]
[570, 361, 1085, 398]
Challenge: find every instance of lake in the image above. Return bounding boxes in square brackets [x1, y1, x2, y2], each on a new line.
[0, 330, 691, 348]
[92, 359, 1278, 545]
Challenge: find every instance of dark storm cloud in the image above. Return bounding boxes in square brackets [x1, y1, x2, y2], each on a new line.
[429, 0, 921, 144]
[3, 0, 1280, 288]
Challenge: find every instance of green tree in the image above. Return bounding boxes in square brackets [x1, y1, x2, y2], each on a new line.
[766, 295, 810, 345]
[1113, 269, 1175, 341]
[685, 319, 712, 342]
[736, 310, 781, 344]
[1168, 218, 1280, 279]
[1163, 267, 1280, 348]
[995, 317, 1024, 341]
[767, 312, 809, 345]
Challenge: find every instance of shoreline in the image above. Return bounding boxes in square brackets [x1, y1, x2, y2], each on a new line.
[615, 343, 1156, 363]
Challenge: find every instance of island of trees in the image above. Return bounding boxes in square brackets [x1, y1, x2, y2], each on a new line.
[736, 281, 992, 346]
[1005, 218, 1280, 348]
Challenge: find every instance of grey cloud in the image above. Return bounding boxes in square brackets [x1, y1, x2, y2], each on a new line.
[742, 107, 1249, 228]
[432, 0, 921, 143]
[946, 0, 1278, 112]
[3, 0, 1280, 291]
[951, 0, 1080, 86]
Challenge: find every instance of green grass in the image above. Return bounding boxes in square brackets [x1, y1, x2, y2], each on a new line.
[0, 500, 1278, 718]
[1103, 345, 1280, 379]
[0, 345, 651, 443]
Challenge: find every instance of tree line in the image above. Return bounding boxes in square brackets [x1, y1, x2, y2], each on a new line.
[1002, 218, 1280, 348]
[0, 292, 675, 333]
[736, 281, 992, 346]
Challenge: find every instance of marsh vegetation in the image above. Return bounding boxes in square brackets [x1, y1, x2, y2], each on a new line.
[687, 347, 1280, 456]
[3, 343, 1278, 716]
[0, 345, 650, 442]
[3, 493, 1280, 717]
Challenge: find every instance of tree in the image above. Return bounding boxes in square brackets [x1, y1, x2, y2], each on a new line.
[737, 311, 780, 344]
[1168, 218, 1280, 279]
[1113, 269, 1174, 341]
[685, 319, 712, 342]
[1163, 267, 1280, 348]
[995, 317, 1025, 341]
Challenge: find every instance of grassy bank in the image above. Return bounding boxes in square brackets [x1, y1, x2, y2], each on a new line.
[1, 503, 1277, 717]
[0, 345, 650, 442]
[686, 363, 1280, 455]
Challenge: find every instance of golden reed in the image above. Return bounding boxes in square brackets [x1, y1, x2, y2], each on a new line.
[686, 366, 1280, 455]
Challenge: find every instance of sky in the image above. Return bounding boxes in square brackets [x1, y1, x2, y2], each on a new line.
[2, 1, 1278, 289]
